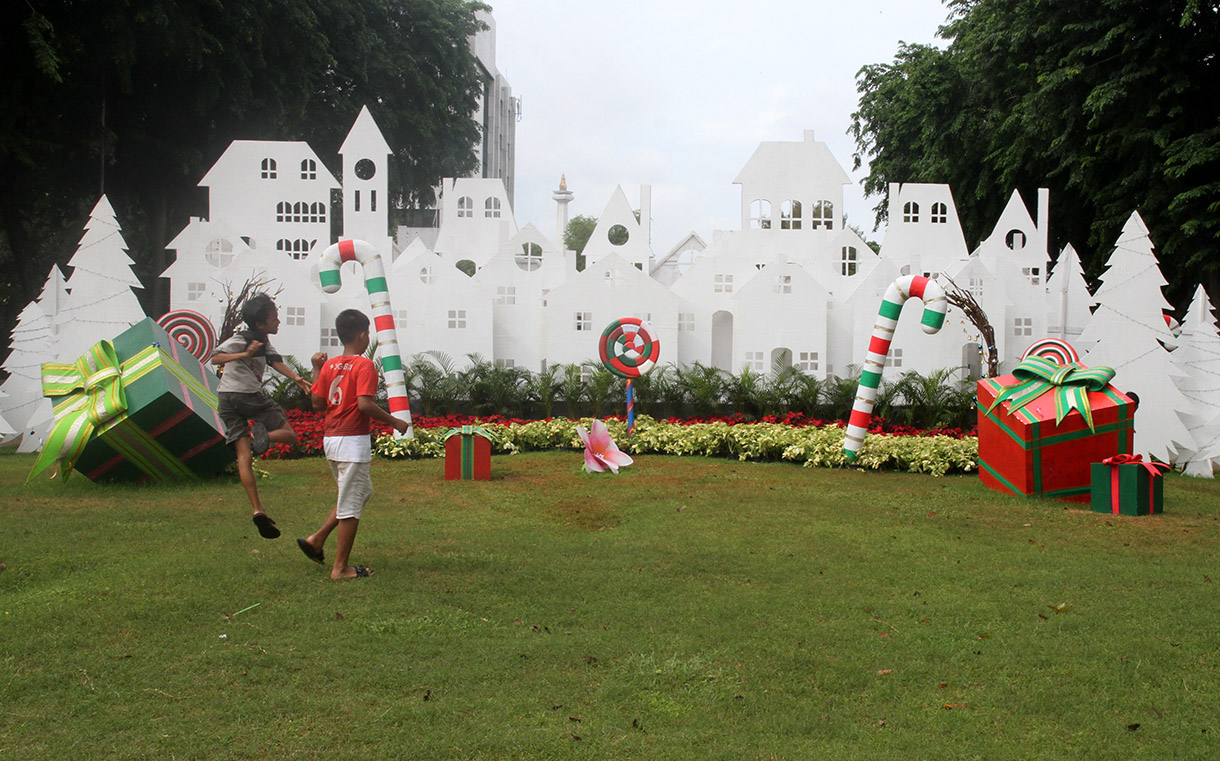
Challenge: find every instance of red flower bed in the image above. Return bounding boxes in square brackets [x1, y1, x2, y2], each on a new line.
[261, 410, 975, 459]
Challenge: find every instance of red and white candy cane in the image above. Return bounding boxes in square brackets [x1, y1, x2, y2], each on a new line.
[318, 239, 413, 438]
[844, 275, 947, 461]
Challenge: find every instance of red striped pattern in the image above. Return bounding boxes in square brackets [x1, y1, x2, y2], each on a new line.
[338, 239, 357, 262]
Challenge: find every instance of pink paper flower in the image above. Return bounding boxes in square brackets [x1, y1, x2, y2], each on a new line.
[577, 419, 634, 474]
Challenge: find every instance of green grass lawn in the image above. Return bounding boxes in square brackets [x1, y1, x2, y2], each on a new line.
[2, 451, 1218, 760]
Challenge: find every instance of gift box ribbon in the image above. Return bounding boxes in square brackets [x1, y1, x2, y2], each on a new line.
[444, 425, 495, 480]
[1101, 454, 1170, 515]
[986, 355, 1116, 432]
[29, 341, 219, 482]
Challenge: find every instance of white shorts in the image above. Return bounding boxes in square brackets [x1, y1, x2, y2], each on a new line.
[329, 460, 373, 520]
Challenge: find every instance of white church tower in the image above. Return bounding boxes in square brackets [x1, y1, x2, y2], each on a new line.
[339, 105, 395, 257]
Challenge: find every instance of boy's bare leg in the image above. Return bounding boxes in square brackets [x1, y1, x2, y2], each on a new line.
[235, 437, 263, 515]
[302, 506, 339, 556]
[331, 517, 365, 579]
[268, 426, 298, 446]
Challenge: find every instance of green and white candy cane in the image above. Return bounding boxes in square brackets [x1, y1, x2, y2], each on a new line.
[318, 238, 413, 438]
[843, 274, 947, 461]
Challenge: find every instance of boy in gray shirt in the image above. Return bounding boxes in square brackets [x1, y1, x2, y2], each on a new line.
[211, 293, 312, 538]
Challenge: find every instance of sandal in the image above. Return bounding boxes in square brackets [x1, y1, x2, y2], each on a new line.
[252, 512, 280, 539]
[297, 538, 324, 564]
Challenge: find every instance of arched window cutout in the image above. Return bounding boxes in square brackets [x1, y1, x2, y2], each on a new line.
[300, 159, 316, 180]
[484, 197, 501, 218]
[931, 202, 948, 223]
[903, 202, 920, 223]
[419, 266, 436, 285]
[811, 200, 834, 230]
[457, 196, 474, 218]
[750, 199, 772, 230]
[261, 158, 277, 179]
[780, 200, 802, 230]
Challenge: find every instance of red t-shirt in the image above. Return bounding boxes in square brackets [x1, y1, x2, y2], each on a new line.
[311, 355, 378, 436]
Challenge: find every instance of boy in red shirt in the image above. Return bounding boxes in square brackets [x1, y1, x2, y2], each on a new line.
[297, 310, 409, 579]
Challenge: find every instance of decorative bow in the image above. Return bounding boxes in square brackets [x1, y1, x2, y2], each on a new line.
[987, 355, 1116, 432]
[1102, 454, 1171, 477]
[443, 424, 497, 443]
[28, 341, 128, 481]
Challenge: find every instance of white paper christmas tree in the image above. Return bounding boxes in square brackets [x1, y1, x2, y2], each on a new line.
[1080, 212, 1193, 462]
[0, 300, 55, 444]
[37, 264, 69, 335]
[1045, 244, 1094, 347]
[1173, 285, 1220, 477]
[54, 195, 147, 359]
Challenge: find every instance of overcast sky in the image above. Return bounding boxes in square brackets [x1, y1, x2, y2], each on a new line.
[490, 0, 952, 254]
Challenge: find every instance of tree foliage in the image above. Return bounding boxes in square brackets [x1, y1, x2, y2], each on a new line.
[0, 0, 489, 331]
[851, 0, 1220, 308]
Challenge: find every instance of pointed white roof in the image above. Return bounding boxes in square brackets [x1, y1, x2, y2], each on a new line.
[733, 131, 852, 188]
[340, 105, 393, 157]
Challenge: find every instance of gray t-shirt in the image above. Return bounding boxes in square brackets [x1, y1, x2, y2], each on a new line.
[213, 334, 280, 394]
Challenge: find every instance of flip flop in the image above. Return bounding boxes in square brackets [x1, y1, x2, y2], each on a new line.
[250, 422, 270, 456]
[252, 513, 280, 539]
[297, 538, 324, 564]
[353, 566, 373, 578]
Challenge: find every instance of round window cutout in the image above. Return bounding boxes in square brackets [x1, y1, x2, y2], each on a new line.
[354, 159, 376, 181]
[1005, 229, 1027, 250]
[608, 224, 629, 246]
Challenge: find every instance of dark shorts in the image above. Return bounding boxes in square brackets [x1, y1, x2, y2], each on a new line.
[218, 392, 290, 445]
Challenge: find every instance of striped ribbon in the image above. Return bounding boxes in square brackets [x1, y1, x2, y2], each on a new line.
[844, 275, 947, 461]
[986, 355, 1115, 432]
[319, 238, 413, 438]
[29, 342, 220, 481]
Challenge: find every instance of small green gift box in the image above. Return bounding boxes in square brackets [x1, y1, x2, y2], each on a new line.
[1090, 455, 1168, 516]
[30, 319, 234, 483]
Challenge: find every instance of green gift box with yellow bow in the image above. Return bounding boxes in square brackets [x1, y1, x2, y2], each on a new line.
[29, 318, 234, 483]
[978, 355, 1134, 503]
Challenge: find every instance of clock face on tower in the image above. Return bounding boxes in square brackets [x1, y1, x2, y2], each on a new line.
[354, 159, 376, 180]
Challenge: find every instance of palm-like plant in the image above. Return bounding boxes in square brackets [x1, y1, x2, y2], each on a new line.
[726, 366, 765, 419]
[408, 350, 463, 416]
[528, 364, 562, 418]
[557, 363, 586, 418]
[461, 353, 532, 417]
[677, 361, 727, 417]
[583, 361, 619, 418]
[892, 367, 975, 429]
[648, 364, 689, 418]
[822, 365, 863, 422]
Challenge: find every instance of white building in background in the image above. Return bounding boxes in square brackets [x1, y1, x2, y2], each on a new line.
[157, 110, 1086, 382]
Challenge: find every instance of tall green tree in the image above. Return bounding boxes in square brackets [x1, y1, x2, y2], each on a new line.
[851, 0, 1220, 308]
[0, 0, 488, 333]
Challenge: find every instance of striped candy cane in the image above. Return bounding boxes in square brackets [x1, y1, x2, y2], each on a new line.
[318, 239, 413, 439]
[844, 275, 947, 461]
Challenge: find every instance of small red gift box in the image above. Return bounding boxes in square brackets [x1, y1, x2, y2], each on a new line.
[978, 359, 1134, 503]
[444, 425, 492, 481]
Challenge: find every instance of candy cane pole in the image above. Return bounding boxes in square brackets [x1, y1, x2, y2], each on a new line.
[318, 239, 413, 439]
[843, 275, 947, 461]
[626, 379, 635, 434]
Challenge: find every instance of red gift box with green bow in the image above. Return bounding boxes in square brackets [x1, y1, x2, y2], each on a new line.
[1090, 454, 1168, 516]
[443, 425, 493, 481]
[29, 319, 233, 483]
[977, 355, 1134, 503]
